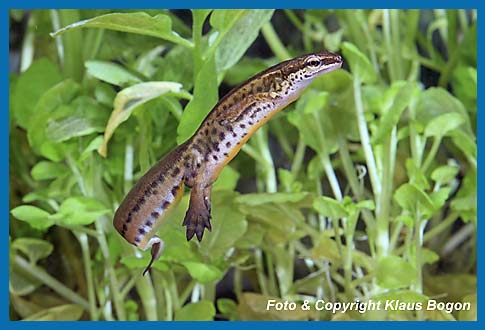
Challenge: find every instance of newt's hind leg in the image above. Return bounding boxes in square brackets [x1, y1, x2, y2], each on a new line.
[183, 184, 212, 241]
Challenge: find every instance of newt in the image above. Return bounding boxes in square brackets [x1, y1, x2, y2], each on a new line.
[113, 51, 343, 274]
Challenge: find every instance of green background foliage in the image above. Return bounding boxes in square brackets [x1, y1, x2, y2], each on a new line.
[9, 9, 476, 321]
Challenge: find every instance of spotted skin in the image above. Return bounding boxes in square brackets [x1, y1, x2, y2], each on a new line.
[113, 51, 343, 274]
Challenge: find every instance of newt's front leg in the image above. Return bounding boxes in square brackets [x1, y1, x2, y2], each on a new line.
[183, 184, 213, 241]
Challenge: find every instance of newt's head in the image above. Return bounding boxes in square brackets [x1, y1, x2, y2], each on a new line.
[299, 51, 343, 79]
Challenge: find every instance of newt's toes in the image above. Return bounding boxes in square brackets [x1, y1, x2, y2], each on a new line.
[183, 207, 212, 241]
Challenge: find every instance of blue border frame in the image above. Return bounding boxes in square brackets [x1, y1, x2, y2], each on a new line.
[4, 1, 481, 328]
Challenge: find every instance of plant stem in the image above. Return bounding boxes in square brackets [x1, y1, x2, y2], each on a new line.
[75, 232, 98, 320]
[255, 128, 277, 193]
[151, 271, 167, 320]
[353, 77, 381, 200]
[353, 77, 386, 259]
[320, 153, 342, 201]
[338, 137, 375, 225]
[261, 22, 291, 60]
[135, 274, 158, 320]
[291, 138, 306, 177]
[283, 10, 306, 33]
[424, 212, 458, 242]
[421, 137, 441, 173]
[254, 249, 269, 295]
[13, 255, 90, 311]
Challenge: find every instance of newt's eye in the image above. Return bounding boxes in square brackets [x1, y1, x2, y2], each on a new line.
[305, 56, 322, 68]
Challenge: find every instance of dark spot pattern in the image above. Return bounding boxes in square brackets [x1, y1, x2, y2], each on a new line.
[138, 227, 146, 234]
[193, 143, 202, 153]
[151, 211, 160, 218]
[171, 185, 179, 196]
[162, 200, 171, 209]
[172, 167, 180, 177]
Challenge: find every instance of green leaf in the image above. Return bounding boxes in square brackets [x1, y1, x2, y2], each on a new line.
[175, 300, 216, 321]
[424, 112, 465, 138]
[372, 81, 418, 144]
[416, 87, 472, 135]
[210, 9, 245, 30]
[27, 79, 80, 161]
[80, 136, 103, 161]
[181, 261, 224, 283]
[212, 10, 274, 72]
[451, 66, 477, 112]
[22, 304, 84, 321]
[288, 90, 332, 154]
[85, 60, 142, 86]
[51, 12, 192, 48]
[415, 247, 439, 266]
[154, 45, 194, 89]
[53, 196, 110, 226]
[217, 298, 237, 318]
[94, 82, 116, 107]
[239, 203, 301, 245]
[9, 268, 40, 296]
[431, 165, 459, 185]
[177, 55, 218, 144]
[236, 192, 310, 206]
[98, 81, 182, 157]
[405, 159, 430, 190]
[12, 58, 62, 129]
[278, 169, 302, 193]
[311, 235, 341, 263]
[199, 192, 247, 258]
[341, 41, 377, 84]
[450, 129, 477, 161]
[313, 196, 348, 219]
[11, 238, 53, 265]
[311, 70, 357, 141]
[451, 170, 476, 223]
[394, 183, 435, 217]
[235, 223, 265, 249]
[430, 187, 451, 210]
[120, 256, 168, 272]
[10, 205, 54, 230]
[376, 256, 416, 289]
[31, 161, 68, 180]
[213, 165, 240, 191]
[45, 96, 108, 142]
[395, 214, 414, 228]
